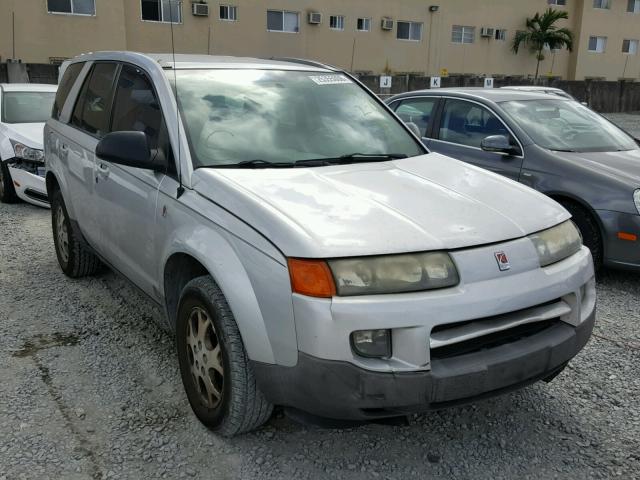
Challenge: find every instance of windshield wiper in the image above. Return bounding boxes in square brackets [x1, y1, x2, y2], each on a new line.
[294, 153, 408, 166]
[214, 159, 295, 169]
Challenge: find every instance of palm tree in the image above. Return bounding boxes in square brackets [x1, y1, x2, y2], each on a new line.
[512, 8, 574, 83]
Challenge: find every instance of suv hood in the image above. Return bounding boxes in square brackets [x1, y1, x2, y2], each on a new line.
[552, 148, 640, 185]
[193, 153, 569, 258]
[2, 123, 45, 150]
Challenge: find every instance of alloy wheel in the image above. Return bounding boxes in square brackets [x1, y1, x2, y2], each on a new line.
[55, 205, 69, 264]
[186, 306, 224, 408]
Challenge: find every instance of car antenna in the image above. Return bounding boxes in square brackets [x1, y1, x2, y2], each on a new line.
[169, 0, 185, 198]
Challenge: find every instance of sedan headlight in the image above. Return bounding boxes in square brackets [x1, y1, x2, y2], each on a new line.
[634, 189, 640, 215]
[529, 220, 582, 267]
[328, 252, 459, 296]
[10, 140, 44, 162]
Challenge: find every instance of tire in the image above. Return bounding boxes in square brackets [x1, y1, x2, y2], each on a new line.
[176, 275, 273, 436]
[0, 161, 18, 203]
[559, 200, 603, 270]
[50, 188, 102, 278]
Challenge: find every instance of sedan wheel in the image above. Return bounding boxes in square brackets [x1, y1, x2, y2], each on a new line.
[0, 161, 17, 203]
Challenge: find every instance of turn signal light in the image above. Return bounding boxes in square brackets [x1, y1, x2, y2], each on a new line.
[618, 232, 637, 242]
[288, 258, 336, 298]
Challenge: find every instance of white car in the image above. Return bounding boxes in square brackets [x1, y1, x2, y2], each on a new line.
[0, 83, 57, 207]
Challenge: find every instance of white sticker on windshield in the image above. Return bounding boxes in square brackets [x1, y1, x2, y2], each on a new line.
[309, 74, 352, 85]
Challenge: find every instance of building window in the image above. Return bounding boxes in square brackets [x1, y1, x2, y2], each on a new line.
[588, 36, 607, 52]
[357, 17, 371, 32]
[623, 39, 639, 54]
[329, 15, 345, 30]
[452, 25, 475, 44]
[495, 29, 507, 41]
[548, 0, 567, 5]
[141, 0, 182, 23]
[219, 5, 237, 21]
[593, 0, 611, 9]
[397, 21, 423, 41]
[267, 10, 299, 32]
[47, 0, 95, 15]
[628, 0, 640, 12]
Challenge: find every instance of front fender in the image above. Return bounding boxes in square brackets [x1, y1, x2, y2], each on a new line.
[158, 192, 298, 367]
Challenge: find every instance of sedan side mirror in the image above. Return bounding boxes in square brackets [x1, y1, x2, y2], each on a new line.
[481, 135, 520, 156]
[96, 131, 165, 172]
[404, 121, 422, 138]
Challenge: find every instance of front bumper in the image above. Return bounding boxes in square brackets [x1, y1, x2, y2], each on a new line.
[7, 160, 49, 208]
[597, 210, 640, 270]
[252, 308, 595, 420]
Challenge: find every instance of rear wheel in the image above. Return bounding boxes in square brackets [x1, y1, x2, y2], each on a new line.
[559, 200, 602, 270]
[0, 161, 18, 203]
[51, 188, 102, 277]
[176, 275, 273, 436]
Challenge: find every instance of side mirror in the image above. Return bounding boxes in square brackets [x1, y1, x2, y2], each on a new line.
[404, 121, 422, 138]
[481, 135, 520, 156]
[96, 131, 164, 172]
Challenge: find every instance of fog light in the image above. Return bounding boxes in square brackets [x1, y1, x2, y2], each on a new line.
[351, 329, 391, 358]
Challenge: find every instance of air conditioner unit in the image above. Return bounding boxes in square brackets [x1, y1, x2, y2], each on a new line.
[381, 17, 394, 30]
[480, 27, 495, 38]
[308, 12, 322, 24]
[192, 3, 209, 16]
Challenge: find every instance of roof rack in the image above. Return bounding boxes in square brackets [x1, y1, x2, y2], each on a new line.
[267, 57, 339, 71]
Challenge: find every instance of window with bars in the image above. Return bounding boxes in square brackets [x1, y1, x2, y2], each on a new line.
[548, 0, 567, 5]
[593, 0, 611, 9]
[452, 25, 475, 44]
[628, 0, 640, 12]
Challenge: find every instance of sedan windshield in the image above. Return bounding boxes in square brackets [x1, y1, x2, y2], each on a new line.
[1, 91, 56, 124]
[500, 99, 636, 152]
[173, 69, 424, 167]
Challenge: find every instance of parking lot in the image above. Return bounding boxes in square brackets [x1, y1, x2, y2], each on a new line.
[0, 114, 639, 480]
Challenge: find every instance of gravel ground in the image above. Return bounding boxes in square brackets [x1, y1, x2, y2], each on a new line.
[1, 115, 640, 479]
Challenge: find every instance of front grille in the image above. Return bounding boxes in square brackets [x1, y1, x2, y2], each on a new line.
[430, 318, 560, 360]
[430, 298, 569, 360]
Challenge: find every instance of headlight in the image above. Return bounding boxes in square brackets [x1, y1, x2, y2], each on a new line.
[529, 220, 582, 267]
[634, 189, 640, 215]
[10, 140, 44, 162]
[328, 252, 459, 296]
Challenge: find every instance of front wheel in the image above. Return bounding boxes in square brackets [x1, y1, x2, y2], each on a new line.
[176, 275, 273, 436]
[0, 161, 18, 203]
[560, 200, 602, 270]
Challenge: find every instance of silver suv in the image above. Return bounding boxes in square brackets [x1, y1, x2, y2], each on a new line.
[45, 52, 595, 436]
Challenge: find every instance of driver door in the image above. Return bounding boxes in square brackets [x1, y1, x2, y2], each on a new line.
[429, 98, 524, 181]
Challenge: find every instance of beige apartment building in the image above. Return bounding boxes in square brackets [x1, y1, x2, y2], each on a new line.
[0, 0, 639, 81]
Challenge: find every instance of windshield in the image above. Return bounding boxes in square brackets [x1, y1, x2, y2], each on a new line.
[500, 99, 636, 152]
[172, 69, 424, 167]
[1, 91, 56, 124]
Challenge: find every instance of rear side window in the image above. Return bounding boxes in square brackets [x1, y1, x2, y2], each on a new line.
[52, 62, 84, 120]
[110, 65, 164, 150]
[71, 63, 118, 137]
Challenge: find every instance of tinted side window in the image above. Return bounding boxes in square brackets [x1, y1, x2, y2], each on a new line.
[394, 98, 438, 137]
[438, 99, 510, 148]
[111, 65, 164, 150]
[52, 62, 84, 120]
[71, 63, 118, 137]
